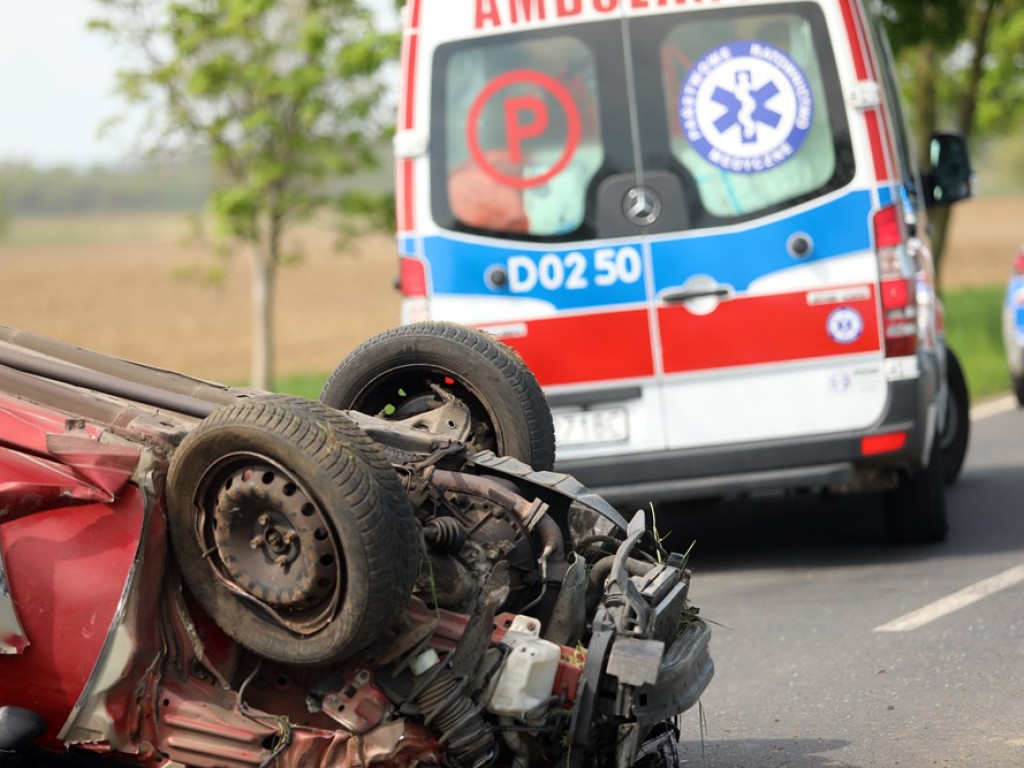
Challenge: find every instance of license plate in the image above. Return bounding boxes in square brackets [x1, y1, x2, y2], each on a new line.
[554, 407, 629, 447]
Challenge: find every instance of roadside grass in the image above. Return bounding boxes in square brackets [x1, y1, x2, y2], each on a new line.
[942, 284, 1009, 403]
[274, 372, 328, 401]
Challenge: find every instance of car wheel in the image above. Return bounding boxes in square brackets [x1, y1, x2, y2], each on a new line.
[939, 349, 970, 485]
[167, 397, 419, 665]
[882, 438, 949, 544]
[320, 322, 556, 470]
[1013, 375, 1024, 407]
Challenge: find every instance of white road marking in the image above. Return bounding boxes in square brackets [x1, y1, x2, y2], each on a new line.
[970, 395, 1016, 421]
[875, 563, 1024, 632]
[873, 394, 1021, 632]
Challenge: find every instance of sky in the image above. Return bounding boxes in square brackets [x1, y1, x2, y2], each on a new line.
[0, 2, 398, 169]
[0, 4, 131, 167]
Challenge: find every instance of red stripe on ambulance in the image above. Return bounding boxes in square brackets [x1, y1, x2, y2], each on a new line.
[839, 0, 892, 182]
[848, 0, 899, 181]
[838, 0, 868, 78]
[501, 310, 656, 386]
[397, 26, 419, 232]
[658, 287, 881, 373]
[862, 110, 890, 186]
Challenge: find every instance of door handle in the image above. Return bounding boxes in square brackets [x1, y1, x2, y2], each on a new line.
[660, 286, 732, 304]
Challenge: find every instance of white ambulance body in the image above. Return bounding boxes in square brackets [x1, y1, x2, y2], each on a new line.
[393, 0, 973, 541]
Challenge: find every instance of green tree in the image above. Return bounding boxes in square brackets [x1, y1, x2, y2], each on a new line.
[91, 0, 398, 389]
[881, 0, 1024, 282]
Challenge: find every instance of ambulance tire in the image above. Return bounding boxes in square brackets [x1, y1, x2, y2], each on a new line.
[320, 322, 556, 470]
[939, 349, 969, 485]
[882, 439, 949, 544]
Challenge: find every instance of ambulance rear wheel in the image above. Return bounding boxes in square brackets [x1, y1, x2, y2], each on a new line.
[320, 322, 555, 470]
[883, 439, 949, 544]
[939, 349, 969, 485]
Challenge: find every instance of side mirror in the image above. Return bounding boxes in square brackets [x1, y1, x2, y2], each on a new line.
[923, 132, 974, 207]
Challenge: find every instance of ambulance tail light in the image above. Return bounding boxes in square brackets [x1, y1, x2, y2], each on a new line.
[874, 204, 917, 358]
[399, 257, 427, 297]
[399, 257, 431, 324]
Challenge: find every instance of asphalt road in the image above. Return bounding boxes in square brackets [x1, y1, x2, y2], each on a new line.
[657, 397, 1024, 767]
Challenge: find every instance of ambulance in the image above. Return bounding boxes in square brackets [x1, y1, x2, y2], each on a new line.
[391, 0, 974, 541]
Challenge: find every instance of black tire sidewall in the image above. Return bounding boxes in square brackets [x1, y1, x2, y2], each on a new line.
[1014, 375, 1024, 407]
[940, 350, 970, 485]
[883, 438, 949, 544]
[167, 402, 414, 664]
[321, 323, 555, 470]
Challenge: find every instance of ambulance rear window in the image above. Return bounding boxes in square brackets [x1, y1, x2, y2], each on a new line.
[436, 33, 604, 239]
[647, 8, 850, 218]
[429, 5, 853, 240]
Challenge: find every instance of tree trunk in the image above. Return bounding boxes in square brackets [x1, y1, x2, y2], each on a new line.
[959, 0, 996, 141]
[912, 43, 939, 172]
[910, 42, 955, 287]
[926, 2, 995, 292]
[248, 240, 276, 390]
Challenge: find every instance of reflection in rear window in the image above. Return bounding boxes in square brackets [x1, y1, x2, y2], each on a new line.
[431, 6, 853, 241]
[658, 12, 840, 217]
[441, 36, 604, 238]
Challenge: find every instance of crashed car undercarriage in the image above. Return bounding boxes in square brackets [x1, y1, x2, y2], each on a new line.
[0, 322, 712, 768]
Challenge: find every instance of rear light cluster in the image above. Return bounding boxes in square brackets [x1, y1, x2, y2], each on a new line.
[399, 256, 427, 297]
[873, 204, 917, 357]
[399, 257, 431, 324]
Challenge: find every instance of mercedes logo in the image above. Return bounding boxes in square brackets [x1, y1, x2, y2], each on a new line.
[623, 187, 662, 226]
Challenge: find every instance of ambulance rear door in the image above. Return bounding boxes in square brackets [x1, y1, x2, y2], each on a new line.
[622, 1, 890, 455]
[407, 2, 669, 459]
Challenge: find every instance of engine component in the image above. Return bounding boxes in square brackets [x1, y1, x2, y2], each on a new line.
[486, 616, 561, 719]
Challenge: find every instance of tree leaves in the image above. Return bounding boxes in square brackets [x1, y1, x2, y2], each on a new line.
[91, 0, 398, 388]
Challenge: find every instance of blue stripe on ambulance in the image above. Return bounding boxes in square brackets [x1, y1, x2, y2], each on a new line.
[650, 189, 873, 293]
[411, 189, 875, 308]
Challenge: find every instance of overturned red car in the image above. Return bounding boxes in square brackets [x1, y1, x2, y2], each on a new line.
[0, 322, 712, 768]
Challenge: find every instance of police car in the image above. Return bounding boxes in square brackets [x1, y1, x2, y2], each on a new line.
[1003, 243, 1024, 405]
[391, 0, 974, 542]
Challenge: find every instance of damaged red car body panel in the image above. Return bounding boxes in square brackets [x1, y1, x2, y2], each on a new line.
[0, 323, 713, 768]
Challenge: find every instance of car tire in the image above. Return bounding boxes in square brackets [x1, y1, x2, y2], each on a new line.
[1013, 375, 1024, 407]
[882, 438, 949, 544]
[320, 322, 556, 470]
[939, 349, 970, 485]
[166, 397, 419, 665]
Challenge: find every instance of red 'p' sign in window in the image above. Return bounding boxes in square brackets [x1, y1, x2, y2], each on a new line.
[466, 69, 581, 190]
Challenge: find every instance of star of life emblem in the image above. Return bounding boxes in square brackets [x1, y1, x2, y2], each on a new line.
[827, 307, 864, 344]
[679, 40, 814, 174]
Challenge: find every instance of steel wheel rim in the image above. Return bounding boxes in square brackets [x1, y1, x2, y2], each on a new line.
[194, 452, 343, 634]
